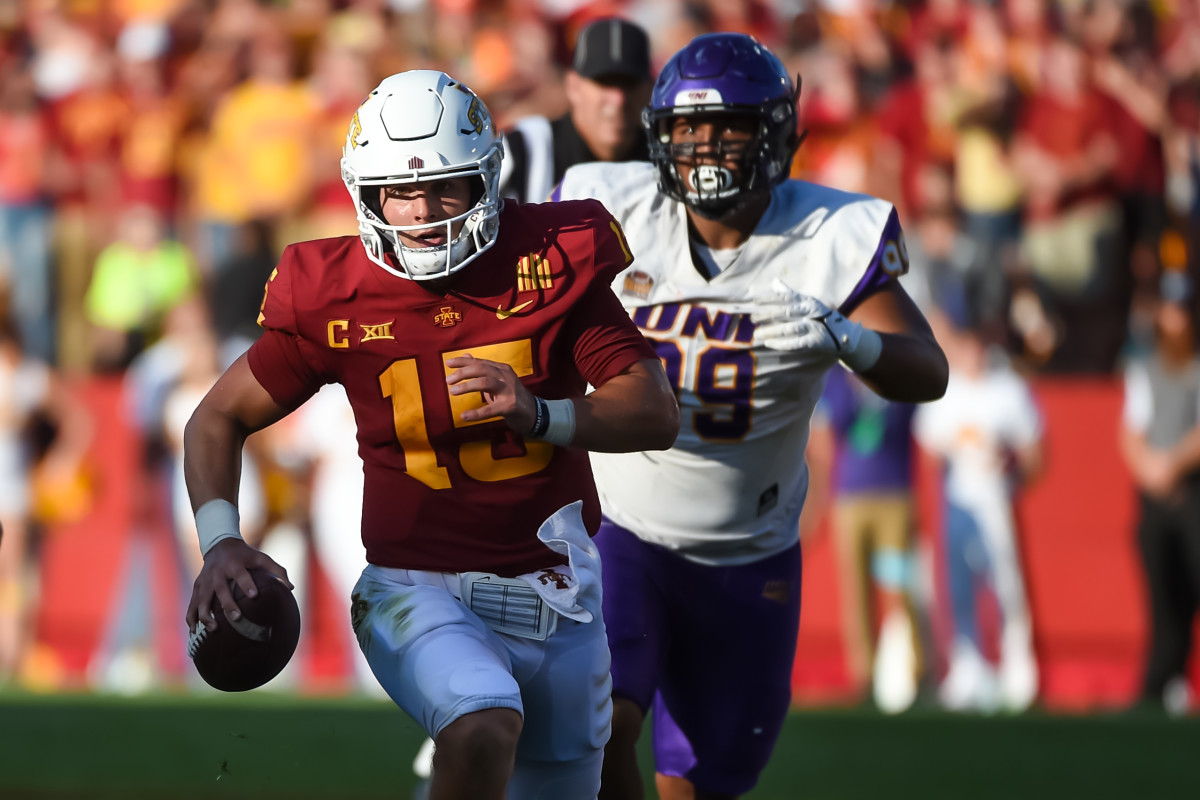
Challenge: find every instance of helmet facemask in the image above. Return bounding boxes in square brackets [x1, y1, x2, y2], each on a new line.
[646, 99, 797, 220]
[347, 146, 502, 280]
[647, 109, 764, 219]
[642, 33, 802, 220]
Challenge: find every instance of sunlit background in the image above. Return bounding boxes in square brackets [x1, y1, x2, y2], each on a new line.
[1, 0, 1198, 728]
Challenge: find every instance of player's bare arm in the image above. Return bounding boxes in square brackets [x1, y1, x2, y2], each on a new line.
[565, 358, 678, 452]
[183, 354, 294, 632]
[846, 281, 949, 403]
[447, 355, 678, 452]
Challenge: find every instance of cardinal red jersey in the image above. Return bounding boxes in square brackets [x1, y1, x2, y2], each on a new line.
[247, 199, 655, 576]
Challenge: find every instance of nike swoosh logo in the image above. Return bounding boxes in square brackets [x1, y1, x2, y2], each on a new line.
[496, 300, 534, 319]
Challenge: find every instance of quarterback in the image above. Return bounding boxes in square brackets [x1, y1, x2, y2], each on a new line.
[554, 34, 948, 799]
[183, 70, 678, 799]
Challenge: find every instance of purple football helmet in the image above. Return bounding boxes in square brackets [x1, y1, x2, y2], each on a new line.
[643, 33, 800, 219]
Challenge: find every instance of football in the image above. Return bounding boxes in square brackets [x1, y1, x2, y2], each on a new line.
[188, 568, 302, 692]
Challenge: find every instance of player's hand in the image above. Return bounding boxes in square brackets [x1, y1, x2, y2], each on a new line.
[186, 538, 291, 633]
[445, 353, 538, 433]
[752, 280, 860, 359]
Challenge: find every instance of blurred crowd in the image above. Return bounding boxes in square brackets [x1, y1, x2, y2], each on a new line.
[2, 0, 1200, 711]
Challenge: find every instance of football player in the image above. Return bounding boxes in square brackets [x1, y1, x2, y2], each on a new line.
[183, 70, 678, 798]
[553, 34, 949, 799]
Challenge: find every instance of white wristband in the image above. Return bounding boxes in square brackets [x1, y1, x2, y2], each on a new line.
[196, 498, 244, 557]
[841, 327, 883, 372]
[540, 398, 576, 446]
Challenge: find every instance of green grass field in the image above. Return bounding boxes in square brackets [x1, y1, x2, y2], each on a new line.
[1, 689, 1196, 799]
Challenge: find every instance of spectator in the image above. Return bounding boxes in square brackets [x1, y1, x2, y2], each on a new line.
[0, 300, 91, 683]
[83, 203, 197, 373]
[113, 20, 187, 221]
[807, 367, 925, 713]
[0, 61, 57, 364]
[792, 42, 875, 194]
[953, 69, 1024, 333]
[497, 17, 652, 203]
[298, 33, 372, 242]
[916, 319, 1044, 713]
[1163, 79, 1200, 325]
[190, 23, 319, 274]
[207, 218, 277, 363]
[1086, 0, 1170, 350]
[872, 33, 965, 221]
[1011, 30, 1123, 373]
[1119, 274, 1200, 715]
[40, 33, 128, 371]
[905, 161, 979, 327]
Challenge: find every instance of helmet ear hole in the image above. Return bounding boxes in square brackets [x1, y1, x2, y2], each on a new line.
[468, 175, 486, 208]
[363, 188, 385, 221]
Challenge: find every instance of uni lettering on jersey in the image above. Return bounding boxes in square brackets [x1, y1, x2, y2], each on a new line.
[631, 303, 754, 344]
[517, 254, 553, 292]
[360, 320, 396, 343]
[433, 306, 462, 327]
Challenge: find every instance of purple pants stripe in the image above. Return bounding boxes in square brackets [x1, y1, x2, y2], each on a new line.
[595, 519, 803, 795]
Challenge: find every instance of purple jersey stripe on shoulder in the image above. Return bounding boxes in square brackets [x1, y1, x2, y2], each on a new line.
[838, 206, 906, 316]
[549, 181, 564, 202]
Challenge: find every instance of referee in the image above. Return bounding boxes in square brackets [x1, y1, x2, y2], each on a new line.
[498, 17, 653, 203]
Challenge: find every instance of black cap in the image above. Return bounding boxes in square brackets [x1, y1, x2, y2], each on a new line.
[571, 18, 651, 82]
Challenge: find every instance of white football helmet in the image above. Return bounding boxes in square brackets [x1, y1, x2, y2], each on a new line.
[341, 70, 503, 280]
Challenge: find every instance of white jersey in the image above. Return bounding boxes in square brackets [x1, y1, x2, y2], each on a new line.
[913, 356, 1042, 508]
[554, 161, 908, 564]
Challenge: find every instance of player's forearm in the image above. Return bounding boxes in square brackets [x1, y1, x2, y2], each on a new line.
[852, 331, 948, 403]
[569, 359, 679, 452]
[183, 402, 250, 513]
[183, 354, 293, 513]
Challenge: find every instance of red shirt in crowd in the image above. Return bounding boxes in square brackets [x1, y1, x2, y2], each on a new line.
[1017, 88, 1118, 219]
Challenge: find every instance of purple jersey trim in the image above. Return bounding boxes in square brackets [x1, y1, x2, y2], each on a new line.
[549, 181, 564, 202]
[838, 207, 906, 316]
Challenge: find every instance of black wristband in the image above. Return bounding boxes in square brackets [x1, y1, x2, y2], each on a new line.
[528, 396, 550, 438]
